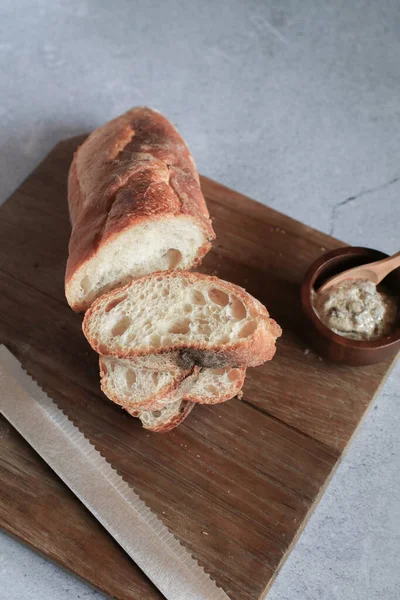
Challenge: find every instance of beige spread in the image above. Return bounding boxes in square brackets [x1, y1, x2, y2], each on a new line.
[313, 279, 398, 340]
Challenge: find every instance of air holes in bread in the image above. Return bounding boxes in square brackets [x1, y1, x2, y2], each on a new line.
[229, 297, 247, 320]
[125, 370, 137, 387]
[168, 320, 190, 335]
[184, 304, 192, 313]
[228, 369, 241, 381]
[152, 410, 162, 418]
[206, 385, 219, 395]
[150, 334, 161, 347]
[111, 316, 132, 337]
[105, 295, 128, 313]
[213, 368, 227, 375]
[208, 288, 229, 306]
[191, 289, 206, 305]
[239, 320, 257, 338]
[198, 323, 211, 335]
[80, 276, 91, 294]
[163, 248, 182, 269]
[152, 372, 159, 385]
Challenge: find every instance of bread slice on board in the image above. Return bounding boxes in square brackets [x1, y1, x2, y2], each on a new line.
[185, 366, 246, 404]
[100, 354, 246, 410]
[125, 364, 246, 432]
[65, 107, 215, 312]
[99, 353, 197, 411]
[128, 400, 195, 433]
[83, 271, 282, 367]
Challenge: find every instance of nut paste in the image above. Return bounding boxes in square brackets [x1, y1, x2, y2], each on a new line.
[313, 279, 398, 340]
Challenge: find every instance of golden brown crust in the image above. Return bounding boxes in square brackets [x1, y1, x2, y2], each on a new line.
[65, 107, 215, 311]
[83, 271, 282, 368]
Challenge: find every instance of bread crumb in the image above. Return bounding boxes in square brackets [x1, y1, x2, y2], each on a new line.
[196, 454, 200, 458]
[202, 531, 208, 535]
[237, 390, 244, 400]
[303, 348, 310, 355]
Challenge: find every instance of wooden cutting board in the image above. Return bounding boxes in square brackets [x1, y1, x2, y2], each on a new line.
[0, 136, 396, 600]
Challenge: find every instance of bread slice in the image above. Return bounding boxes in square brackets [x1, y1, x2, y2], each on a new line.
[124, 364, 245, 432]
[185, 366, 246, 404]
[100, 353, 246, 409]
[65, 107, 215, 312]
[99, 353, 197, 411]
[83, 271, 281, 367]
[127, 400, 195, 432]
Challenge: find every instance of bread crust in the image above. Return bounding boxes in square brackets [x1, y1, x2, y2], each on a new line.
[83, 271, 282, 368]
[65, 107, 215, 311]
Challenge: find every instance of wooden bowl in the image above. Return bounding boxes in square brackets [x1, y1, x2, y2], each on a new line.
[301, 246, 400, 366]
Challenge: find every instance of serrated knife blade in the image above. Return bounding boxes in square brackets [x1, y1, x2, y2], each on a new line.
[0, 345, 231, 600]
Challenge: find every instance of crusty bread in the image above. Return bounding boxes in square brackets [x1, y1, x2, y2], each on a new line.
[83, 271, 282, 367]
[185, 366, 246, 404]
[99, 353, 197, 411]
[124, 365, 245, 432]
[100, 354, 246, 410]
[65, 107, 215, 312]
[127, 400, 195, 432]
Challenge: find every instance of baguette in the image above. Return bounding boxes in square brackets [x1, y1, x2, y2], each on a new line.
[65, 107, 215, 311]
[83, 271, 282, 367]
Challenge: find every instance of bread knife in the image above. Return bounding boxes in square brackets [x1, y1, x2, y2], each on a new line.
[0, 345, 230, 600]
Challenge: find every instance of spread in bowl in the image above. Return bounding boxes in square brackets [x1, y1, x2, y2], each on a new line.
[312, 279, 398, 341]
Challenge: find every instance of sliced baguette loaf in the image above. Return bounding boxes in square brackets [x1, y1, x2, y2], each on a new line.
[65, 107, 215, 312]
[83, 271, 282, 367]
[127, 400, 195, 433]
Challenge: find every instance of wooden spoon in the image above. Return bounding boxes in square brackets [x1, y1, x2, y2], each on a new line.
[318, 250, 400, 293]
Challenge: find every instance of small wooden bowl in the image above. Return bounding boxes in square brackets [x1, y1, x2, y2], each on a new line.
[301, 246, 400, 366]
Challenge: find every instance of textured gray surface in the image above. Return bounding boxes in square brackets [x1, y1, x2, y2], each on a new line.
[0, 0, 399, 598]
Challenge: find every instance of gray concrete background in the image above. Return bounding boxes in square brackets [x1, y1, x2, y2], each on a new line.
[0, 0, 399, 598]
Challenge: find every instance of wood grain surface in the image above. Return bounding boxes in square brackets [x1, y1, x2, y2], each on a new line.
[0, 136, 395, 600]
